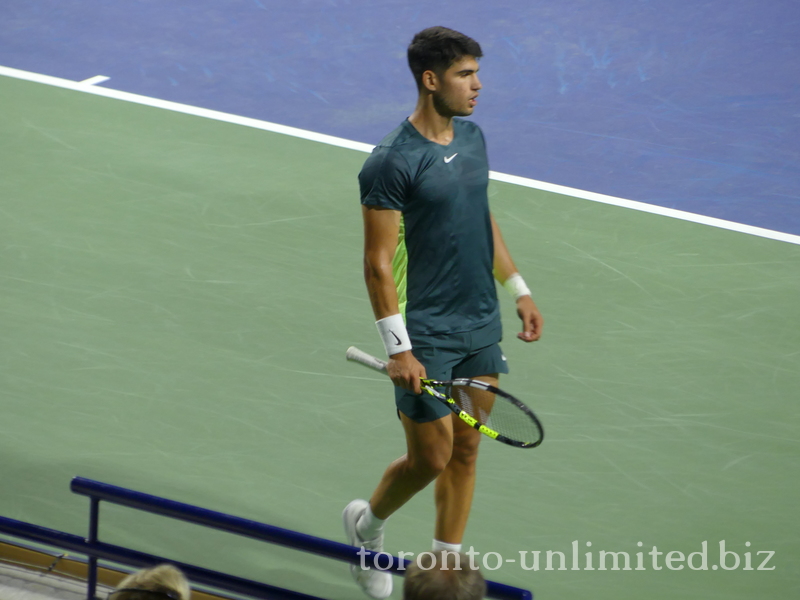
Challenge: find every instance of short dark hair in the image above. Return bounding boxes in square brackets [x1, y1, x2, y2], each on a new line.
[403, 552, 486, 600]
[407, 27, 483, 88]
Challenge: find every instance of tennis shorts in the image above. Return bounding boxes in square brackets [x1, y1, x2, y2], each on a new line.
[396, 318, 509, 423]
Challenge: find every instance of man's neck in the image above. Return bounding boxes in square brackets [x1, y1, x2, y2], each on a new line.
[408, 96, 454, 145]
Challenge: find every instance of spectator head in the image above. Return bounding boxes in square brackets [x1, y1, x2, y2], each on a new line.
[110, 564, 191, 600]
[403, 551, 486, 600]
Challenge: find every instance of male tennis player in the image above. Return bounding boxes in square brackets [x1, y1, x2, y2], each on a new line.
[344, 26, 543, 598]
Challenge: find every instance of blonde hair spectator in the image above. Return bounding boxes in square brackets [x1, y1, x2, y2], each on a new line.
[403, 552, 486, 600]
[110, 564, 191, 600]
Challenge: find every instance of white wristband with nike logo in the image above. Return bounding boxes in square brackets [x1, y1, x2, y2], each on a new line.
[376, 314, 412, 356]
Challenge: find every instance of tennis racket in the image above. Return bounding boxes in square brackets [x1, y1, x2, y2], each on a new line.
[345, 346, 544, 449]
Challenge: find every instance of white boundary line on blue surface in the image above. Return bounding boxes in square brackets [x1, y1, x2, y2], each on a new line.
[3, 64, 798, 246]
[79, 75, 110, 85]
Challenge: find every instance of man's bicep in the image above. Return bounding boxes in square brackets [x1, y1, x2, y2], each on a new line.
[362, 205, 401, 261]
[361, 205, 402, 319]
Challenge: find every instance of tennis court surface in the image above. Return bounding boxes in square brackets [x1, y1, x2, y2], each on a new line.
[1, 69, 799, 599]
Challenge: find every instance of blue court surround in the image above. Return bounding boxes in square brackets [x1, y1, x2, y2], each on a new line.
[3, 0, 799, 234]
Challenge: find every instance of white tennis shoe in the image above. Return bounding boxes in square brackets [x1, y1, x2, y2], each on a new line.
[343, 499, 393, 599]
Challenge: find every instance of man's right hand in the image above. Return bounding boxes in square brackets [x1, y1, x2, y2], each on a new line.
[387, 351, 427, 395]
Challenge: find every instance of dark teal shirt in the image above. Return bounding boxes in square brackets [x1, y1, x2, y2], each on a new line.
[359, 118, 500, 335]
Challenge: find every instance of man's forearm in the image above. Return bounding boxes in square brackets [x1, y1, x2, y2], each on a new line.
[364, 256, 401, 320]
[490, 213, 519, 283]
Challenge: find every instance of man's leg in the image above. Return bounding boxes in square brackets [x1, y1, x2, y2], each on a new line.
[433, 374, 498, 544]
[343, 411, 456, 599]
[369, 411, 455, 519]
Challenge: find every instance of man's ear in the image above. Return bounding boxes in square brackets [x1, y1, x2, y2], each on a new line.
[420, 69, 439, 92]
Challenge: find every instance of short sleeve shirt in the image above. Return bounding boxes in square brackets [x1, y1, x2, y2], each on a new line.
[359, 118, 500, 335]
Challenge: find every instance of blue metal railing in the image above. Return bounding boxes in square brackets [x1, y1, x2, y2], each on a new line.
[70, 477, 382, 570]
[0, 516, 325, 600]
[0, 477, 533, 600]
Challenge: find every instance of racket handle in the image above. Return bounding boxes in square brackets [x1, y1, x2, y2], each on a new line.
[346, 346, 388, 373]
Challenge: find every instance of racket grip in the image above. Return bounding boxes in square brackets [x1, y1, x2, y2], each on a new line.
[345, 346, 388, 373]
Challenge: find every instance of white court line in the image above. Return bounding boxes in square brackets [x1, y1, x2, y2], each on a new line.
[79, 75, 110, 85]
[489, 172, 800, 245]
[2, 64, 798, 246]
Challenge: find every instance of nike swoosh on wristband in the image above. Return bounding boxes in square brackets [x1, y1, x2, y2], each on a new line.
[444, 153, 458, 163]
[390, 331, 402, 345]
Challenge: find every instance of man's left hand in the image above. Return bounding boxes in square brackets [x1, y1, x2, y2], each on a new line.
[516, 296, 543, 342]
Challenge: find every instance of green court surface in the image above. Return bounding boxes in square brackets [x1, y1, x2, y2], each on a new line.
[2, 75, 799, 599]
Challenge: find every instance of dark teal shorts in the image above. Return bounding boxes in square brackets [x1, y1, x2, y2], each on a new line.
[395, 318, 509, 423]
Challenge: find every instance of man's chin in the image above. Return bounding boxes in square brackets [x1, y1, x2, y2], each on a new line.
[434, 103, 475, 118]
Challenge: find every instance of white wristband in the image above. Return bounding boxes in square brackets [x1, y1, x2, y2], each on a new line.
[503, 273, 531, 301]
[376, 314, 412, 356]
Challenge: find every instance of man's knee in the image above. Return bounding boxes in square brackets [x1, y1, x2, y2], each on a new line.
[450, 428, 481, 468]
[408, 444, 452, 480]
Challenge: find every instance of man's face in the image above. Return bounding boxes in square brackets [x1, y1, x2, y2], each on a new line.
[431, 56, 482, 117]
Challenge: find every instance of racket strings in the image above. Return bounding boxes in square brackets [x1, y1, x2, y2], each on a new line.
[448, 383, 540, 444]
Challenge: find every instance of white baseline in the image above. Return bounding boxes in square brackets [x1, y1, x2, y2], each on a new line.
[1, 65, 797, 247]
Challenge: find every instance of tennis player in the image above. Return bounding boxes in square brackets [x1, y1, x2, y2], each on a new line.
[344, 26, 543, 598]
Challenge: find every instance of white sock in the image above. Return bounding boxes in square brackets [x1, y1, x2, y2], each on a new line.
[432, 539, 462, 553]
[356, 504, 386, 541]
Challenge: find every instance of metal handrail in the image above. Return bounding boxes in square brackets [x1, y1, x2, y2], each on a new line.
[70, 477, 532, 600]
[70, 477, 378, 569]
[0, 516, 324, 600]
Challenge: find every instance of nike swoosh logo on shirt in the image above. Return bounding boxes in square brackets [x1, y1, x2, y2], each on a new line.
[444, 153, 458, 163]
